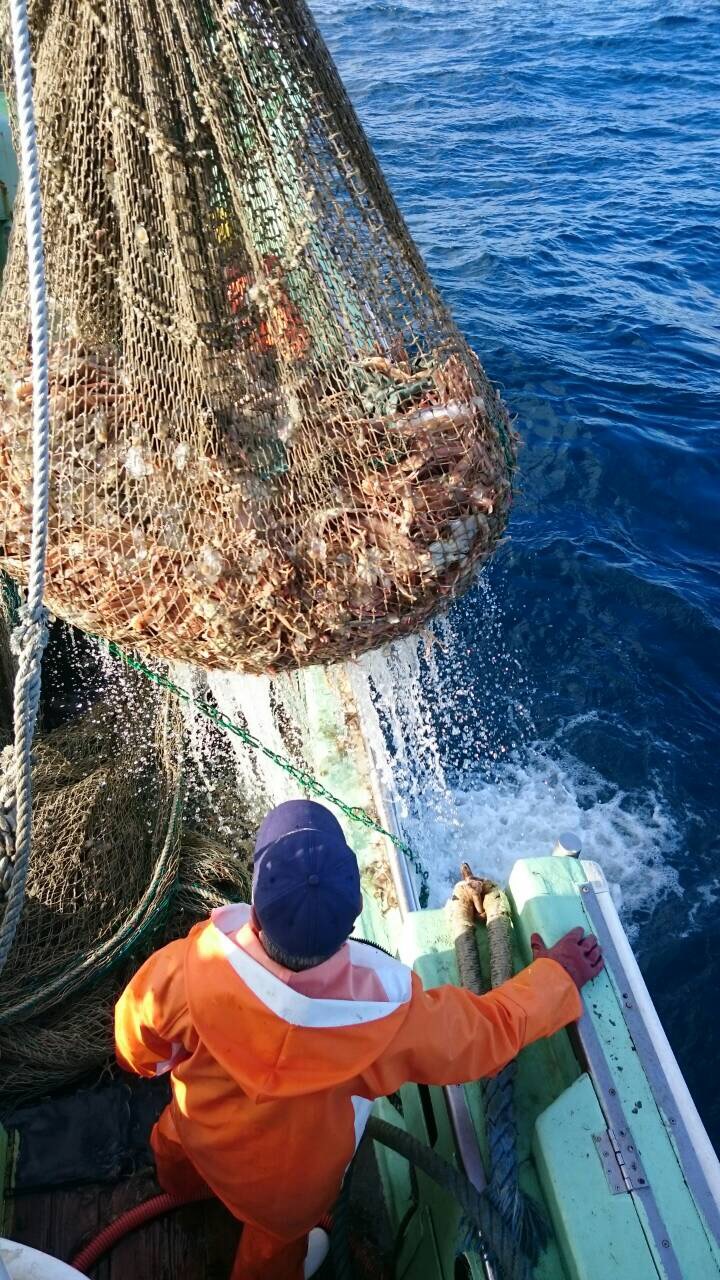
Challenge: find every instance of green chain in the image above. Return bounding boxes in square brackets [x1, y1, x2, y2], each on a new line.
[106, 641, 430, 908]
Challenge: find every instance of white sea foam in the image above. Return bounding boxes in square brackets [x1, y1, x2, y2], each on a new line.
[207, 667, 298, 810]
[89, 579, 681, 934]
[350, 588, 682, 931]
[401, 746, 682, 928]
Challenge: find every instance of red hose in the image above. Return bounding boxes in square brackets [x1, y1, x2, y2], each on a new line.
[70, 1191, 197, 1274]
[69, 1192, 334, 1275]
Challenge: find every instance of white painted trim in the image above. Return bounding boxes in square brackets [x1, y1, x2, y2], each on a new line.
[209, 906, 411, 1029]
[581, 858, 720, 1213]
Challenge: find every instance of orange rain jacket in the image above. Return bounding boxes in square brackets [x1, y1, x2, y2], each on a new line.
[115, 903, 582, 1242]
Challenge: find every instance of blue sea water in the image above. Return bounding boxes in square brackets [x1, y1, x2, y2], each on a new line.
[310, 0, 720, 1145]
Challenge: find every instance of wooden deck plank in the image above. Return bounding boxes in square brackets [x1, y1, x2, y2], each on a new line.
[10, 1183, 102, 1267]
[205, 1201, 242, 1280]
[6, 1174, 239, 1279]
[6, 1145, 383, 1278]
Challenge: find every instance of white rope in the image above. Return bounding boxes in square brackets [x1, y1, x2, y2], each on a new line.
[0, 0, 50, 974]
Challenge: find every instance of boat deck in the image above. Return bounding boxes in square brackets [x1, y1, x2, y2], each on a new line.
[10, 1171, 240, 1279]
[2, 1071, 389, 1279]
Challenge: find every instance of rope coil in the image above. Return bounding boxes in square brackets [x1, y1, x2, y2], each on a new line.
[0, 0, 51, 976]
[450, 867, 549, 1267]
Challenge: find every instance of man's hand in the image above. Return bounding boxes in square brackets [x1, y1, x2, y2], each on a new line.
[531, 926, 604, 990]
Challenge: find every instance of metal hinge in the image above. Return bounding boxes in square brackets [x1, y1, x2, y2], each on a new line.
[593, 1126, 649, 1195]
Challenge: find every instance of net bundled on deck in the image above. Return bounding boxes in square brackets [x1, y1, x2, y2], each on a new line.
[0, 606, 253, 1098]
[0, 694, 182, 1025]
[0, 680, 178, 1094]
[0, 0, 515, 675]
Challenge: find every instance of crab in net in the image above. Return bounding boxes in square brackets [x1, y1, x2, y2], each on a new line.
[0, 337, 514, 673]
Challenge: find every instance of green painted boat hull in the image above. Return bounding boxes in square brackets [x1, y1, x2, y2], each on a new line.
[370, 862, 720, 1279]
[301, 668, 720, 1279]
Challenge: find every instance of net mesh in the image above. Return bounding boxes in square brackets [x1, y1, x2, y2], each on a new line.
[0, 695, 182, 1021]
[0, 603, 254, 1099]
[0, 0, 515, 675]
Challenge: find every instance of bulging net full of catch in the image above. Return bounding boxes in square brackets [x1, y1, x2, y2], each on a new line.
[0, 0, 516, 675]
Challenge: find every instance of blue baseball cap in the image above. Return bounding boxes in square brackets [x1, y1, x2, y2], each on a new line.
[252, 800, 362, 961]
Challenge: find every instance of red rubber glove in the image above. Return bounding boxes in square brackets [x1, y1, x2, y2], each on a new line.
[531, 926, 604, 990]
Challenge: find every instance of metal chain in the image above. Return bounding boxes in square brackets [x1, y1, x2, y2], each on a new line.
[107, 642, 431, 907]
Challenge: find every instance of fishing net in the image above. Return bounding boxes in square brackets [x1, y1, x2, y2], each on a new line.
[0, 694, 183, 1024]
[0, 605, 254, 1099]
[0, 833, 252, 1099]
[0, 975, 119, 1097]
[0, 0, 515, 676]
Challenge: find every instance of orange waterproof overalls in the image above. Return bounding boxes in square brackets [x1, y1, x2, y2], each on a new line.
[115, 903, 581, 1279]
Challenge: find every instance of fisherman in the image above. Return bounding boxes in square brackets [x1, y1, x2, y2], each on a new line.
[115, 799, 603, 1280]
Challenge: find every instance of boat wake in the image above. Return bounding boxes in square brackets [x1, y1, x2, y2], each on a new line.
[93, 580, 681, 937]
[349, 591, 681, 931]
